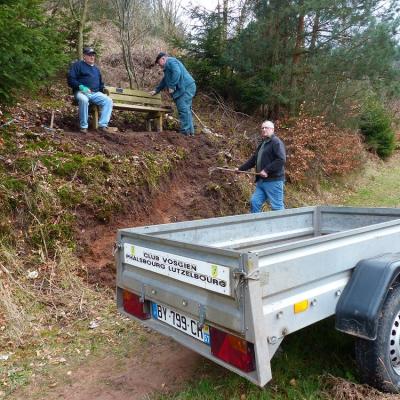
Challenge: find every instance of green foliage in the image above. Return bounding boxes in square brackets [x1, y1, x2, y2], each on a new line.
[0, 123, 189, 256]
[40, 153, 112, 182]
[0, 0, 68, 104]
[181, 1, 400, 120]
[57, 186, 84, 207]
[359, 98, 396, 159]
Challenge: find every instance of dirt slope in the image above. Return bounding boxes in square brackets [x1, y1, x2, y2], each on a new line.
[42, 338, 205, 400]
[77, 128, 245, 289]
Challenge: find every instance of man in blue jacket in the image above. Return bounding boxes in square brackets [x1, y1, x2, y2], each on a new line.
[237, 120, 286, 212]
[150, 52, 196, 136]
[67, 47, 113, 134]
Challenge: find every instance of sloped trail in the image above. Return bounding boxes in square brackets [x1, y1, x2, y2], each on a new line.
[79, 129, 233, 289]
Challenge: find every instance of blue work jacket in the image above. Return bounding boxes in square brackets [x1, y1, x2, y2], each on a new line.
[155, 57, 195, 100]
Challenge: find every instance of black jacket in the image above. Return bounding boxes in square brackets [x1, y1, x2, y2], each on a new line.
[239, 135, 286, 181]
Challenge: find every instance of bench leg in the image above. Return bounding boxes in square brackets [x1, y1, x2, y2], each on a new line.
[146, 119, 152, 132]
[155, 114, 163, 132]
[90, 106, 99, 130]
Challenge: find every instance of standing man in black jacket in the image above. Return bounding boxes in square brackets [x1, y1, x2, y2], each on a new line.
[237, 120, 286, 212]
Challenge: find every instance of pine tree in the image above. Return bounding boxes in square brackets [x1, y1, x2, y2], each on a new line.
[0, 0, 67, 104]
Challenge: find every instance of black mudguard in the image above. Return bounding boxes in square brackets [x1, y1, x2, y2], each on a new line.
[335, 253, 400, 340]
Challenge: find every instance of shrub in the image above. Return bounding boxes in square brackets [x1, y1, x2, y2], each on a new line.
[359, 99, 396, 159]
[0, 0, 68, 104]
[278, 116, 365, 184]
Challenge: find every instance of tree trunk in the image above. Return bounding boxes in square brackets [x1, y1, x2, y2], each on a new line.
[222, 0, 228, 42]
[309, 11, 320, 52]
[77, 0, 88, 59]
[290, 3, 304, 114]
[69, 0, 89, 59]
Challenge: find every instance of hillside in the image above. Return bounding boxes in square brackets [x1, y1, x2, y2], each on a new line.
[0, 82, 395, 400]
[1, 0, 400, 397]
[0, 85, 256, 399]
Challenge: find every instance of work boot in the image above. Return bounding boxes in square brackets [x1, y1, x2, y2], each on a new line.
[79, 128, 88, 134]
[97, 126, 112, 134]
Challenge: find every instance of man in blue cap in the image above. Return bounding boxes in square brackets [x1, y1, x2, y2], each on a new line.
[67, 47, 113, 134]
[150, 52, 196, 136]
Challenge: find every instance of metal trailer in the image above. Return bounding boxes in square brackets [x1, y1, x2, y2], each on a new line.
[115, 206, 400, 392]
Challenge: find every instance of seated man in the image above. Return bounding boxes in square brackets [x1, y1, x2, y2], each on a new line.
[67, 47, 113, 134]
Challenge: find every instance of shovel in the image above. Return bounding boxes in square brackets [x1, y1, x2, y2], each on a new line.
[192, 110, 213, 135]
[209, 166, 260, 176]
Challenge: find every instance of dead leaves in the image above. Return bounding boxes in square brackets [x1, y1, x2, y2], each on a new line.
[279, 116, 365, 184]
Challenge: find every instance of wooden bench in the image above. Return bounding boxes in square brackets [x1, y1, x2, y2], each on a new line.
[100, 86, 172, 132]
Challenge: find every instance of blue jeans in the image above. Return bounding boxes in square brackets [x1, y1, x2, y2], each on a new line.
[250, 180, 285, 213]
[75, 91, 113, 129]
[175, 82, 196, 135]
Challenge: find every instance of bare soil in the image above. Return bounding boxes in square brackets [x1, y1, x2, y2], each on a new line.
[75, 128, 245, 289]
[35, 338, 205, 400]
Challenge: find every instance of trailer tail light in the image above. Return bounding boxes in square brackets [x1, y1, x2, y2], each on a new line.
[122, 290, 150, 320]
[210, 327, 256, 372]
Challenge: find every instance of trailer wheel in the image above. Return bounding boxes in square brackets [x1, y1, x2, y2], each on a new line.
[355, 284, 400, 393]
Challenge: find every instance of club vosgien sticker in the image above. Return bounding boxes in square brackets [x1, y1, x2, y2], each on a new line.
[124, 243, 231, 295]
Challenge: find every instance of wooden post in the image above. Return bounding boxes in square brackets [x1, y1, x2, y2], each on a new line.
[156, 114, 163, 132]
[90, 105, 99, 130]
[50, 111, 55, 129]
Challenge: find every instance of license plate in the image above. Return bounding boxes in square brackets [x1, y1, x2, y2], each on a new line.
[151, 303, 210, 345]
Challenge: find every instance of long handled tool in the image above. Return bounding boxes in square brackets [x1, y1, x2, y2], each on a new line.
[209, 166, 260, 176]
[167, 112, 215, 135]
[192, 109, 213, 134]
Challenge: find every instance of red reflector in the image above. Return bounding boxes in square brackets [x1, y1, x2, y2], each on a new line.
[210, 327, 256, 372]
[122, 290, 150, 320]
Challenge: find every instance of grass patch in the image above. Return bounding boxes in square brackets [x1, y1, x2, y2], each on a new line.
[344, 156, 400, 207]
[2, 176, 26, 192]
[156, 319, 355, 400]
[57, 186, 83, 207]
[0, 243, 145, 398]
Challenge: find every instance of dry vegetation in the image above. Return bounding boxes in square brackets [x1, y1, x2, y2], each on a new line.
[91, 22, 174, 91]
[324, 375, 400, 400]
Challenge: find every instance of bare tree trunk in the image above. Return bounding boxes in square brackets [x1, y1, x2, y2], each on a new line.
[292, 8, 304, 66]
[290, 2, 304, 114]
[236, 0, 250, 34]
[309, 11, 320, 52]
[222, 0, 228, 42]
[113, 0, 150, 89]
[114, 0, 132, 88]
[68, 0, 90, 59]
[121, 38, 137, 88]
[77, 0, 88, 58]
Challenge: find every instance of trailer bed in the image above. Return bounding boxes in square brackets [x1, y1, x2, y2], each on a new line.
[116, 206, 400, 386]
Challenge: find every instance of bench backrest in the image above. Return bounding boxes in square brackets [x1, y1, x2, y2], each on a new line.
[105, 86, 162, 107]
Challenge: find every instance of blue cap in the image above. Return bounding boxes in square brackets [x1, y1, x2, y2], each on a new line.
[155, 52, 166, 64]
[83, 47, 96, 55]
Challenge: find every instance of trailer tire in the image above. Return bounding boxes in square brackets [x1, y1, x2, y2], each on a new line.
[355, 284, 400, 393]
